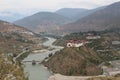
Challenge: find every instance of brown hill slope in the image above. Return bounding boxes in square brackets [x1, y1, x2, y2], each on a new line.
[44, 47, 103, 76]
[62, 2, 120, 33]
[0, 20, 23, 32]
[0, 20, 42, 54]
[0, 53, 26, 80]
[45, 30, 120, 76]
[0, 20, 34, 80]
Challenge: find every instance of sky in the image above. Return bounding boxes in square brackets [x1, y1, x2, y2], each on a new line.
[0, 0, 120, 15]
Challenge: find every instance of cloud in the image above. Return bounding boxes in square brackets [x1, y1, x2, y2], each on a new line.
[0, 0, 120, 14]
[58, 0, 120, 9]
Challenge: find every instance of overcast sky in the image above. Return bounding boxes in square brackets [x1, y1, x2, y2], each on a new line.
[0, 0, 120, 14]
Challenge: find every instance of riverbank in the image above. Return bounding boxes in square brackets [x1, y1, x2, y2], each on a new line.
[48, 74, 120, 80]
[48, 59, 120, 80]
[45, 37, 120, 80]
[48, 74, 105, 80]
[23, 37, 63, 80]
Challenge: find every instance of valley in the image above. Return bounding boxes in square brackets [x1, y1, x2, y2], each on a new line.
[23, 37, 63, 80]
[0, 20, 46, 80]
[0, 1, 120, 80]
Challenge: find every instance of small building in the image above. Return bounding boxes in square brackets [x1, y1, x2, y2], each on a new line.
[112, 41, 120, 45]
[86, 35, 101, 40]
[66, 40, 87, 47]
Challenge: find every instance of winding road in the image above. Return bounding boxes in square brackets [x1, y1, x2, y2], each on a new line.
[13, 47, 30, 63]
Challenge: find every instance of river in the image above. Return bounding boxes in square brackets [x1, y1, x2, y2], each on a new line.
[23, 37, 63, 80]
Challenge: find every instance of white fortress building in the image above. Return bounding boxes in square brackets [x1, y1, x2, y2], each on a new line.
[66, 40, 87, 48]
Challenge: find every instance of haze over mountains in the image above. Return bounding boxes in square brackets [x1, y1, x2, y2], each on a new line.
[0, 1, 117, 34]
[62, 2, 120, 33]
[14, 7, 100, 34]
[0, 11, 25, 22]
[55, 7, 105, 21]
[55, 8, 88, 21]
[14, 12, 71, 33]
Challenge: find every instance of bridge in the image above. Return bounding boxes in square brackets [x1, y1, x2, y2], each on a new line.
[22, 60, 42, 65]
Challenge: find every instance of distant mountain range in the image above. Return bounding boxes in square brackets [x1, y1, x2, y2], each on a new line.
[13, 8, 98, 34]
[0, 11, 25, 22]
[55, 8, 88, 20]
[14, 12, 72, 33]
[62, 2, 120, 33]
[55, 7, 105, 21]
[14, 1, 120, 34]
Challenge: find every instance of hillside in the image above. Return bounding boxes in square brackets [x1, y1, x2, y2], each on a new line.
[0, 53, 26, 80]
[61, 2, 120, 33]
[14, 12, 71, 34]
[0, 20, 45, 79]
[45, 30, 120, 76]
[0, 20, 43, 55]
[56, 7, 105, 22]
[55, 8, 88, 20]
[73, 6, 105, 22]
[44, 47, 103, 76]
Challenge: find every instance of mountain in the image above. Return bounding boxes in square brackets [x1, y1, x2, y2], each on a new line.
[14, 12, 71, 33]
[14, 7, 106, 34]
[61, 2, 120, 33]
[0, 20, 43, 54]
[0, 20, 24, 33]
[0, 20, 42, 80]
[73, 6, 105, 21]
[0, 52, 26, 80]
[55, 7, 105, 22]
[55, 8, 88, 20]
[0, 11, 25, 22]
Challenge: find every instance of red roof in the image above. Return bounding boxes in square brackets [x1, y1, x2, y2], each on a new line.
[67, 40, 83, 44]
